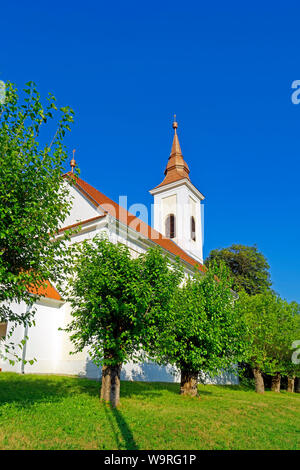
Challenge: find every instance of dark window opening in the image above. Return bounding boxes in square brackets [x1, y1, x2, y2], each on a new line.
[165, 214, 176, 239]
[191, 216, 196, 241]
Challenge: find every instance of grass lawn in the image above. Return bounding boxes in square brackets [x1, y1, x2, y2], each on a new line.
[0, 372, 299, 450]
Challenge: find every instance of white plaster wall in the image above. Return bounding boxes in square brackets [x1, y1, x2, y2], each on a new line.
[161, 194, 177, 237]
[0, 301, 27, 372]
[61, 183, 100, 229]
[0, 189, 237, 385]
[23, 303, 64, 373]
[182, 187, 203, 263]
[0, 297, 238, 385]
[152, 182, 203, 263]
[0, 301, 65, 374]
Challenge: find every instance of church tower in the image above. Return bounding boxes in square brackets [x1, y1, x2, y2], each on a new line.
[150, 118, 205, 264]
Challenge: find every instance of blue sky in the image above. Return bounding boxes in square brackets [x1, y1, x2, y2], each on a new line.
[1, 1, 300, 302]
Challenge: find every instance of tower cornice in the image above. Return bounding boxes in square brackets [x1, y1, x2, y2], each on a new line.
[149, 177, 205, 201]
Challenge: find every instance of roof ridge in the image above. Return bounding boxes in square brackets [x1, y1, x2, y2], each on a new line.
[64, 173, 205, 272]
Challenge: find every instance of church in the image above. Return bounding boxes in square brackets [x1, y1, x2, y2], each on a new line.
[0, 119, 237, 384]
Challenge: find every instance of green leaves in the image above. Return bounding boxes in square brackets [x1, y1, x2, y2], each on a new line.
[236, 291, 300, 377]
[63, 238, 183, 368]
[144, 262, 246, 378]
[0, 81, 74, 358]
[205, 244, 272, 295]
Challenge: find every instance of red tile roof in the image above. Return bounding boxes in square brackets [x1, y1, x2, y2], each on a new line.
[31, 217, 105, 301]
[58, 215, 106, 234]
[28, 280, 62, 301]
[63, 173, 205, 273]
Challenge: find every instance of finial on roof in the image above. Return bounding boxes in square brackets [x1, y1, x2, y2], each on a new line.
[70, 149, 76, 173]
[172, 114, 178, 132]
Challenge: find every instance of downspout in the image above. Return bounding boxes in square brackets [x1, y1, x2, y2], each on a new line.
[21, 305, 31, 374]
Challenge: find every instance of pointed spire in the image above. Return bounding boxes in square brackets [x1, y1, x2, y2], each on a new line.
[162, 116, 190, 179]
[150, 116, 191, 190]
[170, 115, 183, 156]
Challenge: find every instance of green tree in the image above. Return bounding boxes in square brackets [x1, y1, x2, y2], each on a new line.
[236, 291, 300, 393]
[205, 244, 272, 295]
[144, 264, 246, 397]
[0, 81, 74, 363]
[278, 302, 300, 393]
[64, 237, 183, 407]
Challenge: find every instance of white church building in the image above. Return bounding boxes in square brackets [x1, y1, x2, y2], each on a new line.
[0, 120, 237, 384]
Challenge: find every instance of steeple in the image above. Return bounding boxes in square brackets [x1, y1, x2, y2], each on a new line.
[154, 117, 190, 189]
[149, 117, 205, 264]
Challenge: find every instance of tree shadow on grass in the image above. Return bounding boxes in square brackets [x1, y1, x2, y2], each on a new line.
[119, 380, 211, 398]
[75, 378, 212, 400]
[0, 373, 96, 410]
[121, 380, 179, 398]
[103, 403, 139, 450]
[0, 373, 212, 414]
[74, 378, 183, 400]
[0, 373, 140, 450]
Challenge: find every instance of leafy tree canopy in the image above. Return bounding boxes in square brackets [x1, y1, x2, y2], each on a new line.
[63, 237, 183, 405]
[236, 291, 300, 378]
[0, 81, 74, 358]
[144, 263, 246, 388]
[64, 237, 183, 366]
[205, 244, 272, 295]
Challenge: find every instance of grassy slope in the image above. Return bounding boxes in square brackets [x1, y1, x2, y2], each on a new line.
[0, 372, 299, 450]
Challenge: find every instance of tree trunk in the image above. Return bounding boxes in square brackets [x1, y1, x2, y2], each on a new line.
[295, 377, 300, 393]
[287, 376, 295, 393]
[100, 364, 122, 407]
[180, 369, 199, 397]
[271, 373, 281, 392]
[252, 367, 264, 393]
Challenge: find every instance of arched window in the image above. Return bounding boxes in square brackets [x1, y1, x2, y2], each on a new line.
[191, 216, 196, 241]
[165, 214, 176, 239]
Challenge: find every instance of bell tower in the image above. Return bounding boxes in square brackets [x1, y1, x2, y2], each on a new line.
[150, 118, 205, 264]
